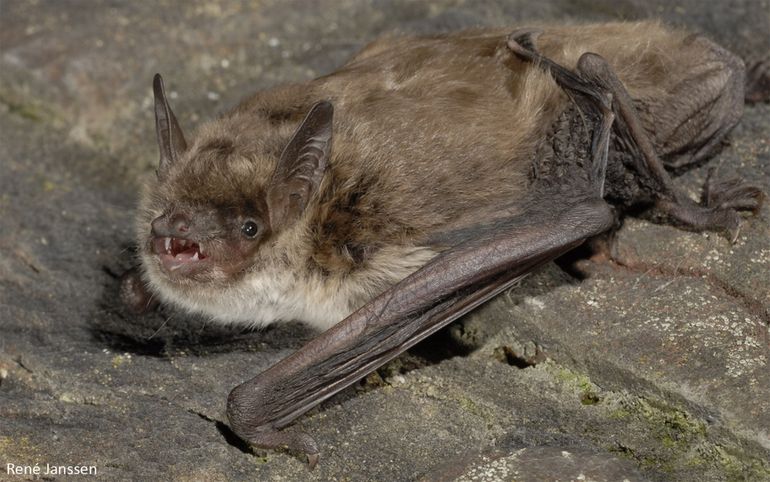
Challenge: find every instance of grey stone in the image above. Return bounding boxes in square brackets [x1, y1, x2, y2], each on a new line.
[1, 1, 769, 481]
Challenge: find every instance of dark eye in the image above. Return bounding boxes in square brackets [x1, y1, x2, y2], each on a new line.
[241, 220, 260, 238]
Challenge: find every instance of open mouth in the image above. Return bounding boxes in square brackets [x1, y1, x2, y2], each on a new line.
[152, 236, 208, 272]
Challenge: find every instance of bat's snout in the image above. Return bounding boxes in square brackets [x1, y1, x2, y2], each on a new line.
[149, 213, 209, 274]
[151, 212, 191, 238]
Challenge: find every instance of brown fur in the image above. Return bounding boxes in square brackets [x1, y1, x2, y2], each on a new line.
[137, 20, 740, 328]
[228, 21, 701, 272]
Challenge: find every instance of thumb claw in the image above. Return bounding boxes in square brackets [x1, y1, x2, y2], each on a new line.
[506, 28, 544, 57]
[307, 452, 320, 470]
[234, 427, 320, 467]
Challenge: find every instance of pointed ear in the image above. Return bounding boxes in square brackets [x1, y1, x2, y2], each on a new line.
[267, 101, 333, 229]
[153, 73, 188, 180]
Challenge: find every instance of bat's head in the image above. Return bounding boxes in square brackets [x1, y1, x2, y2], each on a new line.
[136, 74, 333, 319]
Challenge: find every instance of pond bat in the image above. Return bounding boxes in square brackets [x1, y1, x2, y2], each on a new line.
[122, 21, 765, 466]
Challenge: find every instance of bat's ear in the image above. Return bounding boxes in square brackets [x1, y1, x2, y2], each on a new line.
[153, 73, 188, 180]
[267, 101, 333, 229]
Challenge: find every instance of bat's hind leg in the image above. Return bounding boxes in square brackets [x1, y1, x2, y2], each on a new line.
[508, 31, 764, 242]
[575, 52, 763, 241]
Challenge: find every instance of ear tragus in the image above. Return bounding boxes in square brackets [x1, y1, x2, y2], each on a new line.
[267, 101, 334, 229]
[153, 73, 188, 180]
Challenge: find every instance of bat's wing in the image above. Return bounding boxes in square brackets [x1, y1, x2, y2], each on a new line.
[226, 31, 617, 467]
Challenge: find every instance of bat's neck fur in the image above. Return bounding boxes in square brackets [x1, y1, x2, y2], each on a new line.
[141, 199, 438, 329]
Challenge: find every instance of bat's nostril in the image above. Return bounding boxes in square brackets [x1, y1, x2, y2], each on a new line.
[171, 213, 191, 235]
[151, 213, 191, 237]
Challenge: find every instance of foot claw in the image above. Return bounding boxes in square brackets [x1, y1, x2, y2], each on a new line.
[708, 208, 742, 243]
[237, 428, 320, 468]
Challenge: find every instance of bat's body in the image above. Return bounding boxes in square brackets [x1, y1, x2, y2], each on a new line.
[124, 21, 764, 465]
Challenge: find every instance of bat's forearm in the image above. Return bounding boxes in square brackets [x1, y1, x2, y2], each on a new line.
[226, 199, 615, 451]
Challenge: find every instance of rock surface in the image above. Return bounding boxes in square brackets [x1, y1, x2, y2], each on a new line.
[1, 1, 768, 480]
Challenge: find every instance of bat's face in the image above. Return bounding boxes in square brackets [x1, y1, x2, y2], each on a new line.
[138, 165, 272, 287]
[135, 143, 297, 326]
[135, 75, 336, 325]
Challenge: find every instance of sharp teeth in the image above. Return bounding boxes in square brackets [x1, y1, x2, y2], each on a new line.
[164, 237, 171, 253]
[192, 252, 199, 261]
[198, 244, 204, 255]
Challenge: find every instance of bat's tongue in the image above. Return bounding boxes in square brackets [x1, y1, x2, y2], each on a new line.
[173, 247, 199, 261]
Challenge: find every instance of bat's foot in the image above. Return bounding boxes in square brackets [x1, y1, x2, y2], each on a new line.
[119, 268, 159, 314]
[656, 169, 764, 242]
[658, 198, 742, 243]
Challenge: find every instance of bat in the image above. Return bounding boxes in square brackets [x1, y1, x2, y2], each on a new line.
[121, 21, 766, 467]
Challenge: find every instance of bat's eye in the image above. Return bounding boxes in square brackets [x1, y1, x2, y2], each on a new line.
[241, 220, 259, 238]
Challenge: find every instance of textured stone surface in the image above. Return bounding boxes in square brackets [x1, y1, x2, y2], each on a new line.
[1, 1, 769, 481]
